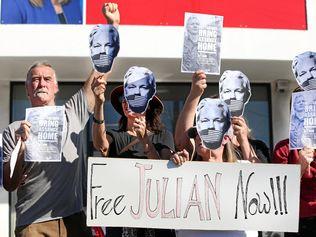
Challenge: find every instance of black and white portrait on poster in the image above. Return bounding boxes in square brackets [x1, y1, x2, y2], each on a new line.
[181, 12, 223, 75]
[219, 70, 252, 117]
[25, 106, 65, 162]
[196, 98, 231, 149]
[292, 51, 316, 91]
[124, 66, 156, 114]
[290, 90, 316, 150]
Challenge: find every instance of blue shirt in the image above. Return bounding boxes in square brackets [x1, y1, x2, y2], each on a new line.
[1, 0, 82, 24]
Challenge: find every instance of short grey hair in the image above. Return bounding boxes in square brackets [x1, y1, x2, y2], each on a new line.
[26, 61, 57, 85]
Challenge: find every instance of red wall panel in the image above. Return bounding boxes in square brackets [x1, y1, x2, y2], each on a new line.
[86, 0, 307, 30]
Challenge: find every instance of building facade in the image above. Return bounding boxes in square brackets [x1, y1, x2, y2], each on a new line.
[0, 0, 315, 236]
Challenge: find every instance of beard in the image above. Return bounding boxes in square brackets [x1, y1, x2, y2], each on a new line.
[33, 88, 48, 98]
[199, 129, 223, 150]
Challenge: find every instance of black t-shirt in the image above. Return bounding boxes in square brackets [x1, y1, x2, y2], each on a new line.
[107, 129, 175, 159]
[105, 129, 176, 237]
[234, 139, 271, 163]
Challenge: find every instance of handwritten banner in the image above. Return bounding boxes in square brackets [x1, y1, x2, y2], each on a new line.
[87, 158, 300, 232]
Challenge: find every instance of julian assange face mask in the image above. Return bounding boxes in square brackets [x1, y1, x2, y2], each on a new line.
[219, 70, 251, 117]
[196, 98, 231, 149]
[89, 24, 120, 73]
[124, 66, 156, 114]
[292, 51, 316, 91]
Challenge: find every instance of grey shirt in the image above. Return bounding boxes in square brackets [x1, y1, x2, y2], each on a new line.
[2, 89, 90, 227]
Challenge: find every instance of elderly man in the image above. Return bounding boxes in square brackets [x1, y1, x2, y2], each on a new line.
[292, 51, 316, 91]
[2, 3, 119, 237]
[219, 70, 251, 117]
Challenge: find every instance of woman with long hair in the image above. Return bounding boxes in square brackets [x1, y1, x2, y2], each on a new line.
[171, 71, 257, 237]
[91, 67, 175, 237]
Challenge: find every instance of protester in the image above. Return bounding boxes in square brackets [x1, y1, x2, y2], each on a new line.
[1, 0, 82, 24]
[92, 66, 175, 237]
[217, 70, 269, 163]
[230, 116, 270, 163]
[2, 3, 119, 237]
[273, 85, 316, 237]
[171, 72, 257, 237]
[175, 70, 269, 163]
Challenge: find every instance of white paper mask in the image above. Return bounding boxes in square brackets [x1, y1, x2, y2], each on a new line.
[89, 24, 120, 73]
[219, 70, 251, 117]
[123, 66, 156, 114]
[292, 51, 316, 91]
[196, 98, 231, 149]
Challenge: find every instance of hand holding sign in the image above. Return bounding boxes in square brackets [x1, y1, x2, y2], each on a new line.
[191, 70, 207, 97]
[299, 146, 315, 178]
[91, 72, 108, 104]
[231, 117, 249, 145]
[15, 121, 31, 142]
[171, 149, 190, 166]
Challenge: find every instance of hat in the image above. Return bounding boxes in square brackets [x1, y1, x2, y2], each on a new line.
[187, 126, 198, 139]
[110, 85, 164, 115]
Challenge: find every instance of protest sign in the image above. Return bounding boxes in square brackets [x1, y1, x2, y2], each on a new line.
[25, 106, 65, 162]
[87, 158, 300, 232]
[289, 90, 316, 150]
[181, 12, 223, 75]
